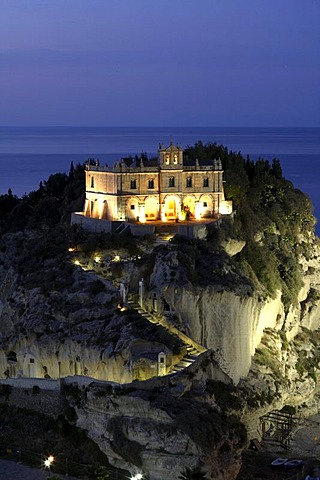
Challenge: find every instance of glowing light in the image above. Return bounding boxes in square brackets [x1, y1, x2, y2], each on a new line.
[94, 255, 101, 263]
[194, 203, 202, 220]
[178, 211, 185, 221]
[219, 200, 233, 215]
[131, 474, 143, 480]
[74, 260, 80, 266]
[113, 255, 121, 262]
[68, 247, 76, 252]
[117, 304, 127, 312]
[44, 455, 54, 476]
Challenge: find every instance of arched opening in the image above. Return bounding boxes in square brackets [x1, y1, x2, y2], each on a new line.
[163, 195, 180, 221]
[182, 195, 195, 219]
[7, 351, 17, 363]
[126, 197, 139, 221]
[145, 196, 158, 221]
[199, 195, 213, 217]
[28, 357, 35, 378]
[7, 351, 17, 378]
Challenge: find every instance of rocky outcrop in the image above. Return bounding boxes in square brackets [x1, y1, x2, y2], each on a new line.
[69, 352, 245, 480]
[238, 326, 320, 440]
[163, 286, 283, 383]
[2, 227, 320, 478]
[146, 234, 320, 384]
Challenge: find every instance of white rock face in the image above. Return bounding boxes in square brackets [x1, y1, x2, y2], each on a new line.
[163, 286, 283, 383]
[221, 239, 246, 256]
[147, 233, 320, 384]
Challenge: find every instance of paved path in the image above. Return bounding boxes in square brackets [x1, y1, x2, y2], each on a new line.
[0, 459, 79, 480]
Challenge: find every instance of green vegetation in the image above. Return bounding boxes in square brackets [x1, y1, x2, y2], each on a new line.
[185, 142, 315, 307]
[205, 380, 243, 412]
[1, 143, 314, 309]
[0, 162, 84, 235]
[0, 405, 121, 478]
[254, 347, 281, 377]
[0, 384, 12, 400]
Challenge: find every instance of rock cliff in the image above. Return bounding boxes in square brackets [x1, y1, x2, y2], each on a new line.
[1, 225, 320, 479]
[144, 232, 320, 385]
[67, 352, 246, 480]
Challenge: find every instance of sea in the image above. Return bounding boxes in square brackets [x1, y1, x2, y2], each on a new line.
[0, 126, 319, 234]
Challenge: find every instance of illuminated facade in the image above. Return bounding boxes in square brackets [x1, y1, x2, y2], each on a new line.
[83, 142, 232, 223]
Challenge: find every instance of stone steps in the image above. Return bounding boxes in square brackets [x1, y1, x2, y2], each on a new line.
[127, 297, 204, 376]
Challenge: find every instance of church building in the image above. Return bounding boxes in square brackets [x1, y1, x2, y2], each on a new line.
[82, 142, 232, 223]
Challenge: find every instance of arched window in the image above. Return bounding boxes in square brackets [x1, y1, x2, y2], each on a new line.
[169, 177, 175, 187]
[165, 154, 170, 165]
[186, 177, 192, 188]
[173, 154, 178, 164]
[148, 179, 154, 189]
[203, 177, 209, 187]
[130, 179, 137, 189]
[91, 176, 94, 188]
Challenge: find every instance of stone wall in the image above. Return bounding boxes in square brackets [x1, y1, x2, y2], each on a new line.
[71, 213, 113, 232]
[0, 379, 63, 418]
[0, 377, 60, 390]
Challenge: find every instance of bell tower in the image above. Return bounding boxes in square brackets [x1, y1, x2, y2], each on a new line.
[158, 141, 183, 169]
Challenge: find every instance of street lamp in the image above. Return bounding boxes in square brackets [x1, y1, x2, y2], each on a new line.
[130, 474, 143, 480]
[44, 455, 54, 477]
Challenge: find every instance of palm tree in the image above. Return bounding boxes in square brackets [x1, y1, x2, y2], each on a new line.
[178, 465, 207, 479]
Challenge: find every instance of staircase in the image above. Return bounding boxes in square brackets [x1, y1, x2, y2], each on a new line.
[154, 233, 174, 246]
[127, 297, 206, 375]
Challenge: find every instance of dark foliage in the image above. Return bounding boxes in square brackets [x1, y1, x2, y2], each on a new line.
[186, 142, 315, 307]
[0, 162, 85, 235]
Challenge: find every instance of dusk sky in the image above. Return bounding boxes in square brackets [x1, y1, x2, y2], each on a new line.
[1, 0, 319, 127]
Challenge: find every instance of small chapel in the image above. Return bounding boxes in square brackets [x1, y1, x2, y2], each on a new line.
[82, 142, 232, 223]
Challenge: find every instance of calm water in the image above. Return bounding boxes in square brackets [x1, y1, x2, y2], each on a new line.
[0, 126, 319, 233]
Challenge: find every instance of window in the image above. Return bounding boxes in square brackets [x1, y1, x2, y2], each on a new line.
[203, 177, 209, 187]
[203, 202, 208, 207]
[130, 179, 136, 189]
[91, 176, 94, 188]
[169, 177, 175, 187]
[186, 177, 192, 188]
[173, 154, 178, 164]
[148, 179, 154, 189]
[30, 358, 35, 364]
[130, 204, 135, 210]
[165, 154, 170, 165]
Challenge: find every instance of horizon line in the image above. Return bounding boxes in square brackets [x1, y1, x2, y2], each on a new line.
[1, 125, 320, 129]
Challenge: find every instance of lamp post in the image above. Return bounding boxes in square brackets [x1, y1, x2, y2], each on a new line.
[44, 455, 54, 477]
[131, 473, 143, 480]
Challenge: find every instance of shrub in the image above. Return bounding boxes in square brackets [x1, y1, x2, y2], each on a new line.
[0, 384, 12, 400]
[32, 385, 40, 395]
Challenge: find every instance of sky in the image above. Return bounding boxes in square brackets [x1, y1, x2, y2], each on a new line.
[0, 0, 319, 127]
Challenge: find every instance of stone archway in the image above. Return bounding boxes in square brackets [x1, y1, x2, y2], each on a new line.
[144, 196, 158, 221]
[163, 195, 180, 221]
[182, 195, 196, 219]
[100, 200, 108, 219]
[126, 197, 140, 220]
[199, 194, 214, 218]
[7, 351, 17, 378]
